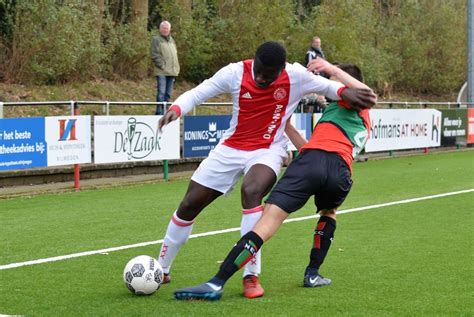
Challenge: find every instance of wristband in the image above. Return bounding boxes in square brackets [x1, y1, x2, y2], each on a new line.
[337, 85, 349, 99]
[168, 105, 182, 117]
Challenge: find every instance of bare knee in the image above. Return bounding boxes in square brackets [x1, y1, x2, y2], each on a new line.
[241, 184, 265, 208]
[176, 182, 222, 221]
[241, 165, 276, 208]
[176, 198, 200, 220]
[319, 208, 337, 220]
[176, 193, 207, 220]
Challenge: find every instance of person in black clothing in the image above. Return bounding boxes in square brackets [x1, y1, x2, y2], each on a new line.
[303, 37, 327, 105]
[305, 36, 326, 67]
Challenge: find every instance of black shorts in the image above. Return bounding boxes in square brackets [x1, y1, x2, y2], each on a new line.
[266, 149, 352, 213]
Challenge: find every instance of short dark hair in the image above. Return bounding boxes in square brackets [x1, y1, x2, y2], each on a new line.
[255, 41, 287, 68]
[338, 64, 364, 82]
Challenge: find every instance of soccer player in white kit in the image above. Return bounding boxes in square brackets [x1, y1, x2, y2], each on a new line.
[157, 41, 372, 298]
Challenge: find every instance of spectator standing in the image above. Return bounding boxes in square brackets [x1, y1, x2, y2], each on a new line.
[305, 36, 326, 66]
[151, 21, 180, 115]
[304, 36, 327, 105]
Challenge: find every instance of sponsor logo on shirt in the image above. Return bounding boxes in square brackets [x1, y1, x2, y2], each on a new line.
[263, 104, 284, 140]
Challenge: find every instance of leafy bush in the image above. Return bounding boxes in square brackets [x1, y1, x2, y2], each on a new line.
[4, 1, 103, 84]
[0, 0, 16, 45]
[105, 17, 150, 80]
[0, 0, 468, 97]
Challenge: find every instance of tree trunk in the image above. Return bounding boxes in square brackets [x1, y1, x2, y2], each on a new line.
[130, 0, 148, 25]
[92, 0, 104, 27]
[93, 0, 104, 15]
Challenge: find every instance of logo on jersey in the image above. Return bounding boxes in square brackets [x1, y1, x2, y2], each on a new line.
[242, 92, 252, 99]
[273, 88, 287, 101]
[263, 104, 284, 140]
[352, 130, 369, 158]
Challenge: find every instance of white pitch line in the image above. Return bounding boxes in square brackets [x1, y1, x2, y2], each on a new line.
[1, 189, 472, 271]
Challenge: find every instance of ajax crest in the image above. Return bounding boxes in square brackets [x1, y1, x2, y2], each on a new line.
[273, 88, 287, 101]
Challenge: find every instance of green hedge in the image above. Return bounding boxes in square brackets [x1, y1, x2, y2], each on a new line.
[0, 0, 467, 95]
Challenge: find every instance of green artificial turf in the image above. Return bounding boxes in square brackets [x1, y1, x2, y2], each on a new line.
[0, 150, 473, 316]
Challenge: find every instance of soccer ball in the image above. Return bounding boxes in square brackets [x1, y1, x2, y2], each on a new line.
[123, 255, 164, 295]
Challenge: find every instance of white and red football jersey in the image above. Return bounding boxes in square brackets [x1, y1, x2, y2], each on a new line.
[172, 59, 344, 151]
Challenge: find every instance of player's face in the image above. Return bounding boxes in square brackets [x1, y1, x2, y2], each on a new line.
[253, 57, 283, 88]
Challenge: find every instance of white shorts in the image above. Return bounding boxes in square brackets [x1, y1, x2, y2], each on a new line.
[191, 144, 287, 195]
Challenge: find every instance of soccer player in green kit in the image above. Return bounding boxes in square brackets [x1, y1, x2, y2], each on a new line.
[173, 57, 377, 300]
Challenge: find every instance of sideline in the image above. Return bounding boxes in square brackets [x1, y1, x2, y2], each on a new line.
[1, 189, 473, 271]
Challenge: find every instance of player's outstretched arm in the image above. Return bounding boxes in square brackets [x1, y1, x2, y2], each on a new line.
[307, 57, 370, 90]
[285, 120, 307, 151]
[158, 109, 178, 132]
[307, 58, 377, 110]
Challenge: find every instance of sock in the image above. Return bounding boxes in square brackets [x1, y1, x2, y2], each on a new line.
[211, 231, 264, 286]
[308, 216, 336, 270]
[240, 206, 263, 277]
[158, 211, 194, 274]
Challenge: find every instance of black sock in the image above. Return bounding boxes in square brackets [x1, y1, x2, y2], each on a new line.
[209, 231, 264, 287]
[308, 216, 336, 270]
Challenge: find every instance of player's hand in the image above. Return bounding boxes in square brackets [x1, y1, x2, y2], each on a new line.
[341, 88, 377, 110]
[307, 57, 337, 77]
[158, 109, 178, 132]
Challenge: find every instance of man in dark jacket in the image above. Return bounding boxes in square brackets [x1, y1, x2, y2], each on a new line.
[305, 36, 326, 66]
[305, 36, 327, 79]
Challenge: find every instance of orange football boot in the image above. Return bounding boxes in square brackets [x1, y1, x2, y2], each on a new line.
[243, 275, 264, 298]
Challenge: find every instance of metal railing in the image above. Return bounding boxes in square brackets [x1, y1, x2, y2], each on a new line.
[77, 101, 170, 116]
[377, 101, 474, 109]
[0, 101, 233, 118]
[1, 100, 473, 119]
[77, 101, 232, 116]
[0, 101, 77, 118]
